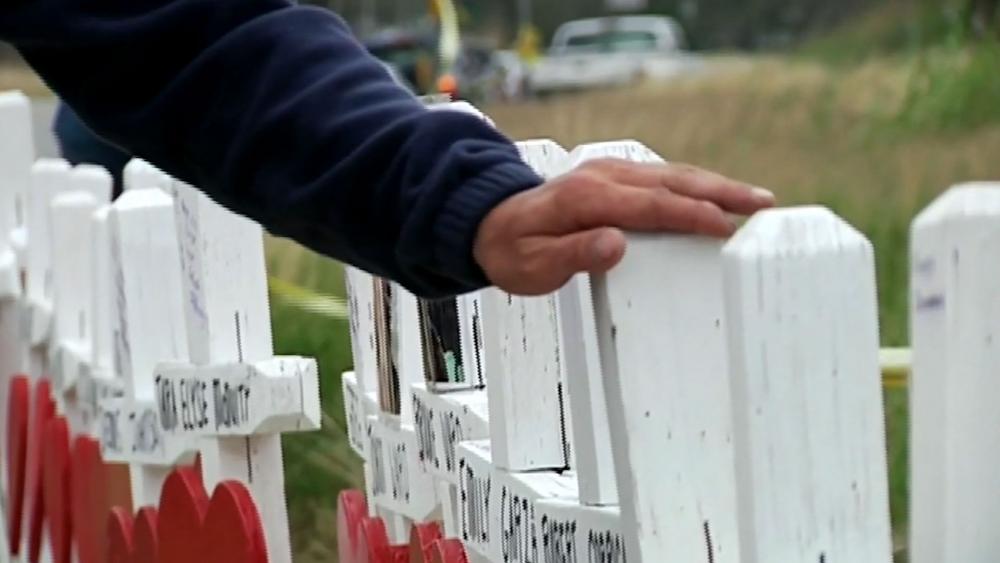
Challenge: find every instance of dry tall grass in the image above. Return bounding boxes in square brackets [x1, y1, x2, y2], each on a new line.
[487, 56, 1000, 210]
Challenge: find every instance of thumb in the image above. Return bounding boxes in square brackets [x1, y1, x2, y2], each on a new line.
[548, 227, 627, 279]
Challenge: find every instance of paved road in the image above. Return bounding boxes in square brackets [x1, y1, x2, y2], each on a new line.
[30, 97, 59, 158]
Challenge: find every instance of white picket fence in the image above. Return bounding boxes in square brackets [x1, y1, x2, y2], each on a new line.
[2, 87, 1000, 563]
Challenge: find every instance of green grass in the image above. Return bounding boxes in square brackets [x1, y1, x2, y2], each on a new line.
[267, 243, 362, 562]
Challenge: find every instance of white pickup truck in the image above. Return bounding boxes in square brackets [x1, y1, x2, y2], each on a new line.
[528, 15, 701, 95]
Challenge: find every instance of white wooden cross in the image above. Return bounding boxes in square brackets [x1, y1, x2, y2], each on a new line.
[23, 159, 73, 378]
[368, 279, 437, 526]
[555, 140, 666, 508]
[76, 183, 126, 438]
[722, 206, 892, 562]
[909, 184, 1000, 563]
[99, 185, 192, 507]
[48, 166, 113, 403]
[591, 142, 741, 563]
[148, 179, 320, 563]
[482, 139, 573, 473]
[0, 90, 34, 456]
[451, 139, 587, 563]
[0, 91, 34, 268]
[0, 90, 34, 556]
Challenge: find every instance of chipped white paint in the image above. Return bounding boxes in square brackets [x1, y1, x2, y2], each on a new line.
[723, 207, 892, 562]
[554, 139, 666, 509]
[592, 234, 739, 563]
[481, 287, 566, 472]
[411, 382, 490, 484]
[101, 186, 190, 504]
[153, 356, 320, 437]
[166, 179, 297, 563]
[535, 499, 626, 563]
[483, 139, 572, 473]
[909, 184, 1000, 563]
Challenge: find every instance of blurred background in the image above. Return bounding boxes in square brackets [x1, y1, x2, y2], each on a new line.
[3, 0, 1000, 560]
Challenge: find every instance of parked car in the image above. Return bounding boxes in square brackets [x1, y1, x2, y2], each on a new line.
[528, 15, 701, 96]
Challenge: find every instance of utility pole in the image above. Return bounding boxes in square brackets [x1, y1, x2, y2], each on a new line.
[517, 0, 532, 26]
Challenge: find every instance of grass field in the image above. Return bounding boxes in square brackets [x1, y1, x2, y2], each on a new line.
[266, 46, 1000, 561]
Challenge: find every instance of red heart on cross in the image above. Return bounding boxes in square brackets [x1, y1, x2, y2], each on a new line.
[409, 521, 443, 563]
[357, 516, 390, 563]
[26, 379, 55, 563]
[71, 436, 103, 563]
[107, 507, 134, 563]
[337, 489, 368, 563]
[200, 480, 268, 563]
[5, 375, 30, 554]
[157, 465, 209, 563]
[133, 507, 159, 563]
[42, 416, 72, 563]
[432, 539, 469, 563]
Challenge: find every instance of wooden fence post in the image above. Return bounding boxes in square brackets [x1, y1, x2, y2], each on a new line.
[723, 206, 892, 562]
[909, 184, 1000, 563]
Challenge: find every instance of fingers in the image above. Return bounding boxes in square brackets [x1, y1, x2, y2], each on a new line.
[498, 228, 627, 295]
[559, 183, 736, 237]
[550, 227, 627, 278]
[587, 159, 774, 214]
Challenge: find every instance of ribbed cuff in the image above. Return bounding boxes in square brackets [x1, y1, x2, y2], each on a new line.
[434, 161, 543, 290]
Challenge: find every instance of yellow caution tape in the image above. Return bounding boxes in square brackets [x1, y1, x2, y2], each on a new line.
[880, 347, 911, 389]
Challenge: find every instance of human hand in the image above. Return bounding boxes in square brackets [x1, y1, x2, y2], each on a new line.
[473, 159, 775, 295]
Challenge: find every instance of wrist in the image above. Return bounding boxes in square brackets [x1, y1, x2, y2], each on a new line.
[434, 161, 542, 291]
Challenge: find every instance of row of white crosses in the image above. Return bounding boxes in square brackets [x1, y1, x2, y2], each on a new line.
[0, 90, 320, 563]
[342, 103, 900, 563]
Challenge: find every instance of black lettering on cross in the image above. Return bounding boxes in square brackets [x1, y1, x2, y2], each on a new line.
[155, 375, 178, 432]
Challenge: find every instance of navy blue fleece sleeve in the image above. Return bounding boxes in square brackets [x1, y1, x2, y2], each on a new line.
[0, 0, 543, 298]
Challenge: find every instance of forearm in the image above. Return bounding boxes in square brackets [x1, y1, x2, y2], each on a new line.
[2, 0, 541, 297]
